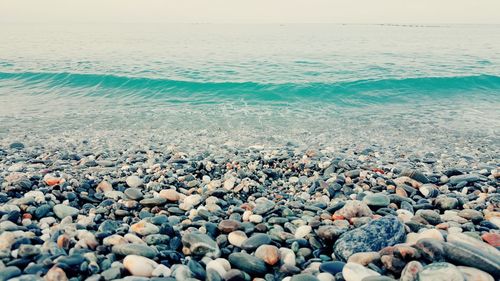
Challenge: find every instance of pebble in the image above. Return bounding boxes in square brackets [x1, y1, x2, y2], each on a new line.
[241, 233, 272, 251]
[342, 262, 380, 281]
[126, 176, 143, 188]
[294, 225, 312, 239]
[417, 262, 465, 281]
[112, 244, 157, 258]
[333, 216, 406, 261]
[130, 220, 160, 236]
[123, 255, 158, 277]
[363, 193, 390, 207]
[228, 252, 267, 276]
[228, 231, 247, 247]
[159, 189, 180, 201]
[182, 232, 220, 258]
[53, 204, 79, 219]
[255, 245, 280, 265]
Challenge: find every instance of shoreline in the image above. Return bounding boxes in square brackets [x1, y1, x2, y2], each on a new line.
[1, 137, 499, 281]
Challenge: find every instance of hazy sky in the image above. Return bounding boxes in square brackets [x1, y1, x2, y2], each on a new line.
[1, 0, 499, 24]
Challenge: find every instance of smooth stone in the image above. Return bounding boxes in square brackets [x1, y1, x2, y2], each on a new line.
[400, 261, 423, 281]
[415, 210, 442, 225]
[481, 233, 500, 247]
[254, 245, 280, 265]
[0, 266, 22, 281]
[124, 188, 143, 200]
[151, 264, 171, 277]
[97, 181, 113, 193]
[182, 232, 220, 258]
[443, 234, 500, 276]
[294, 225, 312, 239]
[417, 262, 465, 281]
[112, 244, 157, 258]
[241, 233, 272, 251]
[405, 229, 444, 245]
[218, 220, 241, 233]
[159, 189, 180, 201]
[228, 231, 247, 247]
[363, 194, 390, 207]
[130, 221, 160, 236]
[139, 197, 166, 206]
[319, 261, 346, 275]
[334, 200, 373, 219]
[180, 195, 202, 210]
[206, 258, 231, 277]
[317, 272, 335, 281]
[126, 176, 143, 188]
[333, 216, 406, 261]
[448, 174, 481, 185]
[101, 267, 122, 281]
[253, 198, 275, 215]
[17, 245, 40, 258]
[44, 267, 68, 281]
[290, 273, 320, 281]
[347, 252, 380, 266]
[458, 210, 483, 222]
[435, 197, 459, 210]
[123, 255, 158, 277]
[457, 266, 494, 281]
[53, 204, 79, 219]
[341, 263, 380, 281]
[228, 252, 267, 276]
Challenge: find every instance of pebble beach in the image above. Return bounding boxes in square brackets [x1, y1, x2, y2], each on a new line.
[0, 124, 499, 281]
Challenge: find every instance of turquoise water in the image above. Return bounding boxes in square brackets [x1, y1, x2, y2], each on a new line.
[0, 24, 499, 148]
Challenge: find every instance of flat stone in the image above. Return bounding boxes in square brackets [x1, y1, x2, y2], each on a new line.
[341, 262, 380, 281]
[112, 244, 157, 258]
[457, 266, 494, 281]
[290, 273, 320, 281]
[363, 194, 390, 207]
[228, 231, 247, 247]
[126, 176, 143, 188]
[241, 233, 272, 251]
[319, 261, 346, 275]
[417, 262, 465, 281]
[333, 215, 406, 261]
[0, 266, 22, 281]
[253, 198, 275, 215]
[182, 232, 220, 258]
[334, 200, 373, 219]
[123, 255, 158, 277]
[139, 197, 166, 206]
[294, 225, 312, 239]
[130, 220, 160, 236]
[218, 219, 241, 233]
[124, 188, 143, 200]
[444, 233, 500, 276]
[53, 204, 79, 219]
[449, 174, 481, 185]
[254, 245, 280, 265]
[159, 189, 180, 201]
[228, 252, 267, 276]
[400, 261, 423, 281]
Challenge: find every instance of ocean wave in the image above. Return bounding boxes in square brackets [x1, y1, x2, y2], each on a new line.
[1, 71, 499, 105]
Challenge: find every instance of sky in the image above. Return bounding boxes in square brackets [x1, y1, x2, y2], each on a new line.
[0, 0, 499, 24]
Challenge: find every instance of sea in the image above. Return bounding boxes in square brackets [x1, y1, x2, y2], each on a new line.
[0, 23, 499, 152]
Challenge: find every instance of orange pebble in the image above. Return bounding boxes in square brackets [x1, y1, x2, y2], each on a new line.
[45, 178, 62, 186]
[332, 214, 345, 220]
[22, 213, 32, 219]
[482, 233, 500, 247]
